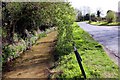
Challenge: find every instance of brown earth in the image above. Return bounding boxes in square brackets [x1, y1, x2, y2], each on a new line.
[2, 31, 58, 79]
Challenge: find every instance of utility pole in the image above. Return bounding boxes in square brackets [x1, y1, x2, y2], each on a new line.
[83, 6, 86, 21]
[86, 7, 91, 23]
[88, 7, 91, 23]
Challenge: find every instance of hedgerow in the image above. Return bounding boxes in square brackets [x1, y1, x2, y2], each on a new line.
[2, 2, 76, 63]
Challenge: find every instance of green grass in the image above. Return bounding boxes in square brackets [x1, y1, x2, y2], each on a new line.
[76, 20, 89, 23]
[90, 21, 120, 26]
[54, 23, 118, 79]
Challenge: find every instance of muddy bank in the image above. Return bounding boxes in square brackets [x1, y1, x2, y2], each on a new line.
[2, 31, 57, 79]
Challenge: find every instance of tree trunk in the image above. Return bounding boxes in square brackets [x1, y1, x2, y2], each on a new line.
[7, 20, 16, 44]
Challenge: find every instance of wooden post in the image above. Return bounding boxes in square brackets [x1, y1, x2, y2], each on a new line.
[73, 43, 86, 79]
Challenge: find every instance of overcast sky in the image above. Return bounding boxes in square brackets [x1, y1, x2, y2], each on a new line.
[69, 0, 120, 17]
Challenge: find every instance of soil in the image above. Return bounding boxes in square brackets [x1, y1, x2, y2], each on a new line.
[2, 31, 57, 79]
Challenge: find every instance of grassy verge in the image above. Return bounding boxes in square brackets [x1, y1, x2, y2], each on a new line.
[90, 21, 120, 26]
[54, 23, 118, 79]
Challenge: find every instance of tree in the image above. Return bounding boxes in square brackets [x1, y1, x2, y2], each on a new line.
[106, 10, 116, 23]
[2, 2, 76, 55]
[97, 10, 101, 17]
[84, 13, 90, 20]
[75, 9, 82, 21]
[91, 14, 97, 22]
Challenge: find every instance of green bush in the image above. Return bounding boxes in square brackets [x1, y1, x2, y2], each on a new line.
[106, 10, 116, 23]
[38, 32, 47, 38]
[2, 41, 27, 63]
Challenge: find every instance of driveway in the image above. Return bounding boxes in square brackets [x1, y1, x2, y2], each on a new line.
[77, 22, 119, 66]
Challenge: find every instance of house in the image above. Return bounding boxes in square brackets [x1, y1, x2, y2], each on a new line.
[116, 12, 120, 22]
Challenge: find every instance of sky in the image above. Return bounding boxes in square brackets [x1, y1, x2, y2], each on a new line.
[68, 0, 120, 17]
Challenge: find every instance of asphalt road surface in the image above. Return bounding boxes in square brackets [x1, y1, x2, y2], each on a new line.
[77, 22, 119, 66]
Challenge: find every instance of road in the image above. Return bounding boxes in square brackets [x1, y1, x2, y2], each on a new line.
[77, 22, 119, 66]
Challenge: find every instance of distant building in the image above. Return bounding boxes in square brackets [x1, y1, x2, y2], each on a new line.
[116, 12, 120, 22]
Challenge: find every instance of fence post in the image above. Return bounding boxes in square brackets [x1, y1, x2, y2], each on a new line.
[73, 43, 86, 79]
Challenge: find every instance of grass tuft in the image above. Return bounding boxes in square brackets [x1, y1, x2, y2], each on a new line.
[90, 21, 120, 26]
